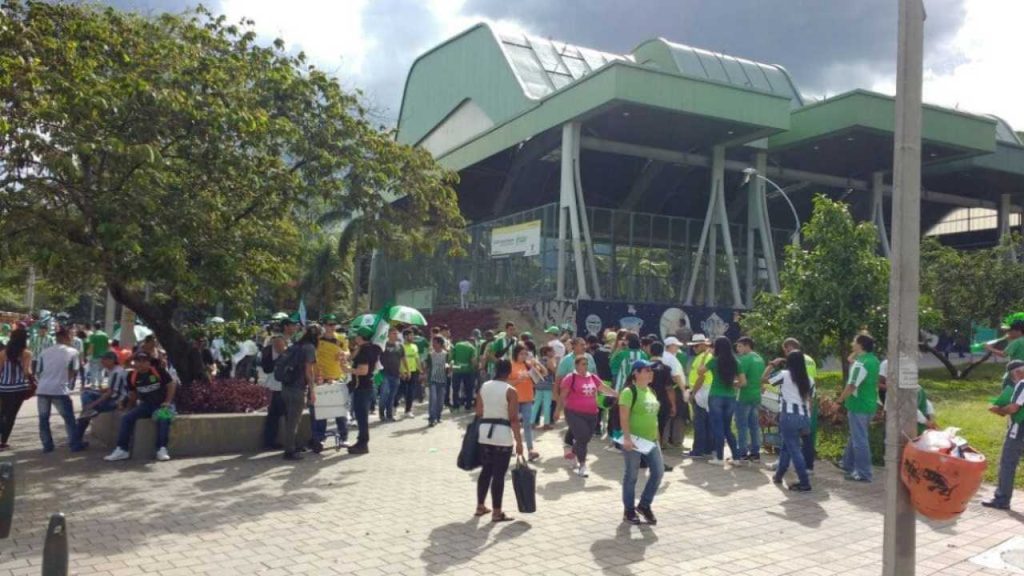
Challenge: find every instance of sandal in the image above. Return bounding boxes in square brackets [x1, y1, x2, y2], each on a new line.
[492, 513, 514, 523]
[473, 507, 491, 517]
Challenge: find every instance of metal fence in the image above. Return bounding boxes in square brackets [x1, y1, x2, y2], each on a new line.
[374, 202, 793, 308]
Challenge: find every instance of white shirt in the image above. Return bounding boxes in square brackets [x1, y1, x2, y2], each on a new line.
[548, 338, 566, 360]
[660, 353, 686, 383]
[36, 344, 80, 396]
[769, 369, 814, 416]
[458, 279, 471, 295]
[478, 379, 514, 447]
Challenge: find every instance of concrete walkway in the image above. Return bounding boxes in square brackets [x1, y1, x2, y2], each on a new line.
[0, 396, 1020, 576]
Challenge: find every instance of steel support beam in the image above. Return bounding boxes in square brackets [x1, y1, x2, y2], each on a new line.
[572, 124, 602, 300]
[559, 122, 589, 300]
[684, 146, 743, 307]
[873, 172, 892, 257]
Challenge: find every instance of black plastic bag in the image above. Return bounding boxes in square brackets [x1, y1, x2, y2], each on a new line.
[457, 418, 482, 471]
[512, 456, 537, 513]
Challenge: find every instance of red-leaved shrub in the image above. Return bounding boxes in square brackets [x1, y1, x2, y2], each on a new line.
[176, 379, 270, 414]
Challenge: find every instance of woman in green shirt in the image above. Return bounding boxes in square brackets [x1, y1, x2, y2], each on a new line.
[619, 359, 664, 525]
[696, 337, 741, 465]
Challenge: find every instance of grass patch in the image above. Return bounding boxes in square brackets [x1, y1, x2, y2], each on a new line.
[813, 362, 1021, 487]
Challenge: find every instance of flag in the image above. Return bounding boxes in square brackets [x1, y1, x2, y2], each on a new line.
[369, 301, 393, 347]
[297, 298, 307, 326]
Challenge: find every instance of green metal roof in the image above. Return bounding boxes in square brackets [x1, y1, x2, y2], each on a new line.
[632, 39, 803, 108]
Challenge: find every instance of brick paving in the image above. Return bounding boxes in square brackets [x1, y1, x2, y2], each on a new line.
[1, 396, 1021, 575]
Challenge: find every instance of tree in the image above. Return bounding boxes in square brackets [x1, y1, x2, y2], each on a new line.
[0, 2, 465, 383]
[743, 196, 889, 377]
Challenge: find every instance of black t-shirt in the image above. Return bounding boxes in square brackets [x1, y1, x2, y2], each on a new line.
[593, 346, 613, 381]
[130, 366, 172, 406]
[650, 359, 673, 405]
[381, 341, 403, 377]
[352, 343, 382, 390]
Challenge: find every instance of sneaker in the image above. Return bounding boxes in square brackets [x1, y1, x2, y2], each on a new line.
[283, 451, 304, 461]
[156, 447, 171, 461]
[528, 451, 540, 462]
[347, 444, 369, 455]
[309, 441, 324, 454]
[404, 411, 413, 418]
[707, 458, 724, 465]
[636, 504, 657, 525]
[576, 464, 589, 478]
[771, 475, 783, 485]
[104, 447, 130, 461]
[844, 472, 871, 483]
[981, 499, 1010, 510]
[623, 510, 642, 525]
[787, 482, 812, 492]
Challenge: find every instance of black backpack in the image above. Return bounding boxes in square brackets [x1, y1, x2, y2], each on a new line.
[273, 344, 303, 386]
[260, 344, 275, 374]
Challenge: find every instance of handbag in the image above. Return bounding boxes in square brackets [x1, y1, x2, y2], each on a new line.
[24, 374, 37, 399]
[457, 418, 482, 471]
[511, 456, 537, 513]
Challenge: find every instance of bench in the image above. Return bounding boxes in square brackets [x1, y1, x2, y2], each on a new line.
[89, 412, 313, 459]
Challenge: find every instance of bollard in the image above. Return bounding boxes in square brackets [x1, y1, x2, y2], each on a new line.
[0, 461, 14, 538]
[41, 513, 68, 576]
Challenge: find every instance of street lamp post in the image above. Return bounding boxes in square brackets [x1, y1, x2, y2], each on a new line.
[742, 167, 801, 246]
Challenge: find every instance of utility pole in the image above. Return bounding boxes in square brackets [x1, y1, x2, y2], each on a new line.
[883, 1, 925, 575]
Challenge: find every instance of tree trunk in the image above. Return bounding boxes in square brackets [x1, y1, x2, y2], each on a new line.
[958, 351, 993, 380]
[918, 342, 959, 379]
[107, 282, 207, 385]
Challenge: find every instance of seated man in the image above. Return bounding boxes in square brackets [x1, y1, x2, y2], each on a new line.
[76, 351, 129, 439]
[104, 352, 176, 462]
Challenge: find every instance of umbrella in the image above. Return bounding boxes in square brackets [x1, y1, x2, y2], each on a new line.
[208, 316, 226, 324]
[350, 314, 378, 331]
[271, 312, 289, 321]
[388, 305, 427, 326]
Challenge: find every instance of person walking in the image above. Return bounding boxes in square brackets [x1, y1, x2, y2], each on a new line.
[531, 345, 558, 430]
[398, 329, 420, 418]
[458, 277, 471, 310]
[696, 336, 741, 465]
[379, 328, 403, 422]
[509, 344, 542, 461]
[619, 359, 664, 525]
[450, 337, 478, 412]
[837, 333, 880, 483]
[35, 328, 86, 453]
[735, 337, 766, 462]
[425, 336, 450, 427]
[685, 334, 714, 459]
[347, 328, 381, 455]
[983, 359, 1024, 510]
[557, 355, 617, 477]
[763, 351, 814, 491]
[280, 326, 320, 460]
[474, 359, 523, 522]
[0, 327, 33, 450]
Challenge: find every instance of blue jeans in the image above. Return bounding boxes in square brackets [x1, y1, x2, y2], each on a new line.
[841, 411, 873, 481]
[87, 361, 106, 387]
[519, 402, 535, 451]
[993, 434, 1024, 505]
[76, 389, 119, 439]
[309, 404, 348, 444]
[379, 374, 400, 420]
[116, 401, 171, 451]
[453, 372, 476, 409]
[690, 403, 712, 455]
[735, 401, 761, 458]
[38, 395, 83, 451]
[428, 381, 446, 423]
[708, 395, 738, 460]
[531, 390, 553, 426]
[775, 412, 811, 485]
[622, 442, 664, 512]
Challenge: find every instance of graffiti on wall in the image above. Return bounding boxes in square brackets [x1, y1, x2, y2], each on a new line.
[532, 299, 577, 331]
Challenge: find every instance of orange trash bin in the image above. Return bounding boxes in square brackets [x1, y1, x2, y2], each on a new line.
[900, 439, 987, 521]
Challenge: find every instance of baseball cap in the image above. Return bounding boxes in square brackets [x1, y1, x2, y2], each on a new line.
[664, 336, 683, 347]
[355, 327, 374, 339]
[631, 359, 655, 373]
[544, 326, 560, 335]
[1007, 360, 1024, 372]
[320, 313, 339, 324]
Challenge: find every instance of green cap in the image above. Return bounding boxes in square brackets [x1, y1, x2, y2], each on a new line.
[355, 327, 374, 338]
[521, 331, 533, 339]
[320, 313, 339, 324]
[544, 326, 559, 335]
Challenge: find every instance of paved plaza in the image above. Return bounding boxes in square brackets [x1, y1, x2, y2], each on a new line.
[1, 398, 1021, 576]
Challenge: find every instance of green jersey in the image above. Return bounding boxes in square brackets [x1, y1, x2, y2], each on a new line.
[450, 340, 477, 374]
[619, 385, 660, 442]
[803, 353, 818, 381]
[706, 357, 737, 398]
[87, 330, 109, 360]
[610, 349, 648, 391]
[845, 352, 880, 414]
[738, 352, 766, 404]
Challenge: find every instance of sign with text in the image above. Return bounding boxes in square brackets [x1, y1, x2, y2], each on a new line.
[490, 220, 541, 258]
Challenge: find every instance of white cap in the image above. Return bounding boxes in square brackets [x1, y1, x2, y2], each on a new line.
[688, 334, 711, 346]
[663, 337, 683, 348]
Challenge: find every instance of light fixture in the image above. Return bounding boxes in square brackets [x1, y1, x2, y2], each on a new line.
[846, 136, 856, 142]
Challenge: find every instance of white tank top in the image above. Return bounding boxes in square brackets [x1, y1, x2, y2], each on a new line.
[478, 379, 514, 447]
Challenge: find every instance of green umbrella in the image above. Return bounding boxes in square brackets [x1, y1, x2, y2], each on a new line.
[388, 305, 427, 326]
[271, 312, 289, 321]
[350, 313, 378, 331]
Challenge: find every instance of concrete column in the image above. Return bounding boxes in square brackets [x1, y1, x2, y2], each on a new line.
[572, 123, 602, 300]
[559, 122, 588, 300]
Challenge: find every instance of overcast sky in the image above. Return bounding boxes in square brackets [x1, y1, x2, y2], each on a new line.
[96, 0, 1024, 129]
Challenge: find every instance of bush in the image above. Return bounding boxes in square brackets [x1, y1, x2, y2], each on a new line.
[176, 378, 270, 414]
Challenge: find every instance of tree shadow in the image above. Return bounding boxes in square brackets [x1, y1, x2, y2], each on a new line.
[589, 523, 659, 576]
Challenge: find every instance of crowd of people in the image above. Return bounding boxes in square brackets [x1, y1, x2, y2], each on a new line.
[2, 310, 1022, 523]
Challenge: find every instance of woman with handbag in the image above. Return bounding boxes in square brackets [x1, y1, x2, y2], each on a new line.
[0, 327, 34, 450]
[555, 355, 617, 477]
[474, 359, 523, 522]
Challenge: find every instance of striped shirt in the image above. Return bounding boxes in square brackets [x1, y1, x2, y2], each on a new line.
[29, 333, 54, 357]
[1007, 379, 1024, 440]
[0, 355, 29, 393]
[769, 369, 815, 416]
[107, 366, 130, 404]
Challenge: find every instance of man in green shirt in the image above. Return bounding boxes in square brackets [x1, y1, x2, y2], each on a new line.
[837, 333, 880, 482]
[85, 321, 110, 386]
[488, 322, 518, 363]
[735, 337, 766, 462]
[610, 333, 648, 392]
[989, 321, 1024, 389]
[450, 338, 477, 411]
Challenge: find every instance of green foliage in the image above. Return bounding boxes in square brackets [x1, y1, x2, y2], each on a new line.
[0, 2, 464, 378]
[743, 196, 889, 369]
[921, 235, 1024, 334]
